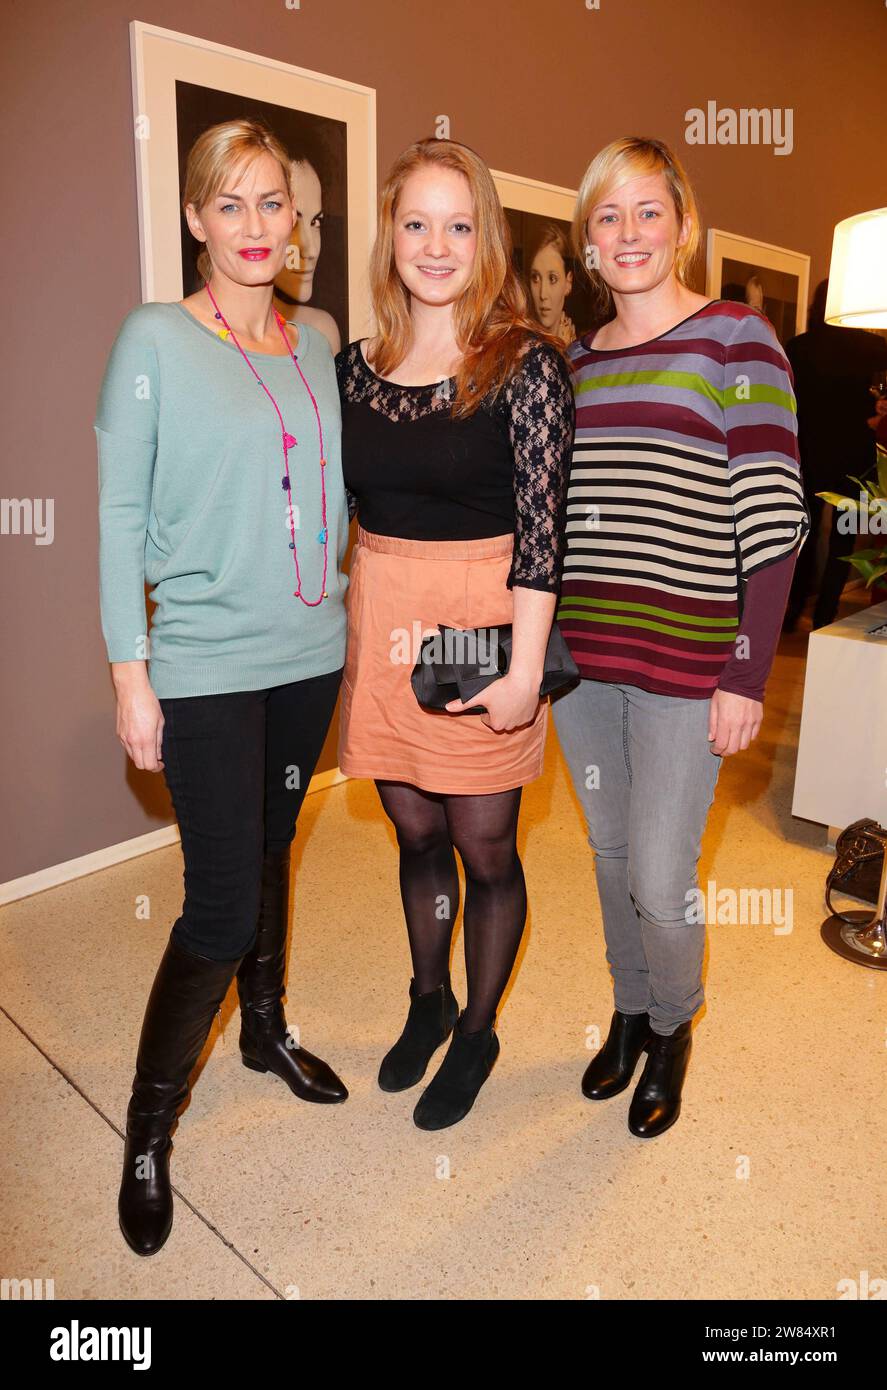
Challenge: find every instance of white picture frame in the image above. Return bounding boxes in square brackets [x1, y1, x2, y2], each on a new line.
[129, 20, 376, 341]
[489, 170, 577, 224]
[490, 170, 600, 341]
[706, 228, 810, 344]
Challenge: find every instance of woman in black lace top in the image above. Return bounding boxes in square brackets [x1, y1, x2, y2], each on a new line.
[337, 335, 571, 581]
[335, 137, 574, 1131]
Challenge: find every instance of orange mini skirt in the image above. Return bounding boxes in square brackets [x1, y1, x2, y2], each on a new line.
[337, 526, 548, 794]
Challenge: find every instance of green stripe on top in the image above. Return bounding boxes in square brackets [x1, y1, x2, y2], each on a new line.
[558, 594, 739, 627]
[575, 370, 795, 416]
[576, 369, 723, 407]
[724, 381, 795, 411]
[555, 606, 739, 642]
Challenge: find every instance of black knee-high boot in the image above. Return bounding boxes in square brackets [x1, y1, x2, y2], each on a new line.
[237, 846, 347, 1103]
[118, 935, 244, 1256]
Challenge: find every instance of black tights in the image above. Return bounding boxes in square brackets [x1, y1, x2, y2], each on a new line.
[374, 780, 527, 1032]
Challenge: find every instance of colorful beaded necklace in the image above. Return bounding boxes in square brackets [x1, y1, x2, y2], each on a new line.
[204, 282, 329, 605]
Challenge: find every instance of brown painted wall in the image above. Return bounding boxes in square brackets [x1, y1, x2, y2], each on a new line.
[3, 0, 885, 882]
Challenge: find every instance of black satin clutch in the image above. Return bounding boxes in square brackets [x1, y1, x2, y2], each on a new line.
[410, 622, 580, 716]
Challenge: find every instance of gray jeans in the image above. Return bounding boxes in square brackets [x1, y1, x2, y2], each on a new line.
[551, 677, 722, 1034]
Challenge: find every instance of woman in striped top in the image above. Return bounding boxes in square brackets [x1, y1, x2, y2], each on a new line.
[551, 137, 809, 1138]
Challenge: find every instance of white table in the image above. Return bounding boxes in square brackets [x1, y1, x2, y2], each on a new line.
[792, 600, 887, 836]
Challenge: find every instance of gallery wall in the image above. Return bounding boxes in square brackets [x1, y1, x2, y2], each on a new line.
[3, 0, 885, 885]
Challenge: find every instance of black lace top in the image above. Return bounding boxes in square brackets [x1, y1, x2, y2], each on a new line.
[334, 335, 575, 593]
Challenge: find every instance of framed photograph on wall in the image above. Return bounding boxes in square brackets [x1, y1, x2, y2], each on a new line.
[129, 21, 376, 351]
[706, 229, 810, 347]
[491, 170, 600, 344]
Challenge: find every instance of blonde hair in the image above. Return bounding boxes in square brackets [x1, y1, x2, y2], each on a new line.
[572, 136, 701, 319]
[368, 137, 567, 417]
[182, 119, 294, 284]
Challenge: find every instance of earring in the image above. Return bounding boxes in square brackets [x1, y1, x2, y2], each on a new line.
[584, 243, 599, 272]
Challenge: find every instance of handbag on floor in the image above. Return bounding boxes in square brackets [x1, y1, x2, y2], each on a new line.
[825, 818, 887, 921]
[410, 622, 579, 716]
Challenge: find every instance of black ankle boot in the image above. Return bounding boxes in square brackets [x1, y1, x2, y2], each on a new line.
[628, 1020, 693, 1138]
[581, 1009, 653, 1100]
[412, 1010, 499, 1130]
[118, 935, 243, 1256]
[237, 847, 347, 1104]
[378, 975, 459, 1092]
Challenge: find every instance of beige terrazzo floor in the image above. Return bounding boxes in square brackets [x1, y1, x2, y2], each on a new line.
[2, 595, 885, 1301]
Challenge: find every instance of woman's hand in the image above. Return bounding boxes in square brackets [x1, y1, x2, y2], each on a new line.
[708, 688, 762, 756]
[112, 662, 165, 771]
[444, 590, 552, 729]
[445, 670, 541, 731]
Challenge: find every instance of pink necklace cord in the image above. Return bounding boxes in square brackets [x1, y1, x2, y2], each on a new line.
[204, 283, 329, 607]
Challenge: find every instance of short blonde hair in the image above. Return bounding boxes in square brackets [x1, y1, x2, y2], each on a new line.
[182, 118, 294, 283]
[572, 136, 701, 318]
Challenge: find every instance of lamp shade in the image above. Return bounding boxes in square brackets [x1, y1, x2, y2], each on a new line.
[825, 208, 887, 328]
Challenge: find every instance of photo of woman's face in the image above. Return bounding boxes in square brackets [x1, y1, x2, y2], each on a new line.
[275, 158, 324, 303]
[745, 277, 765, 311]
[529, 243, 572, 330]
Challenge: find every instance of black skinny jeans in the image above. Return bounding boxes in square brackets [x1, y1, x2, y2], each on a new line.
[159, 667, 344, 961]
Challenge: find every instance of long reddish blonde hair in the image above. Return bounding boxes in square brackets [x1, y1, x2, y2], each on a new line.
[368, 137, 568, 416]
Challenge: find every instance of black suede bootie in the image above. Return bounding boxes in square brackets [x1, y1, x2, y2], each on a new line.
[118, 935, 243, 1256]
[237, 846, 347, 1103]
[378, 974, 459, 1092]
[581, 1008, 653, 1100]
[628, 1020, 693, 1138]
[412, 1010, 499, 1130]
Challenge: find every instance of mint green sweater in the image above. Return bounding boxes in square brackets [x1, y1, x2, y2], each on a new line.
[95, 302, 349, 697]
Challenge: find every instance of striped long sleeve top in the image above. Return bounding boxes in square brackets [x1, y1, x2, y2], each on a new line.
[555, 300, 810, 699]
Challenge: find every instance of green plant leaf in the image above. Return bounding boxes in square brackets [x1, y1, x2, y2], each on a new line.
[817, 491, 856, 508]
[846, 553, 887, 584]
[844, 548, 883, 562]
[848, 474, 879, 499]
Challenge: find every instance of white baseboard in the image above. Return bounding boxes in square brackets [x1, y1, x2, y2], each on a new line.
[0, 767, 349, 905]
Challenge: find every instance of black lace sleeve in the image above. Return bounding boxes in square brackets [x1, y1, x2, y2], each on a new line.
[334, 343, 361, 522]
[497, 338, 575, 594]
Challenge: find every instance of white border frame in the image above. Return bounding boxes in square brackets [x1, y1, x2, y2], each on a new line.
[490, 169, 578, 225]
[706, 228, 810, 336]
[129, 21, 376, 337]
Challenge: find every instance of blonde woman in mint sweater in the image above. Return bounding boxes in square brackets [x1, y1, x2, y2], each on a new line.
[96, 120, 351, 1257]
